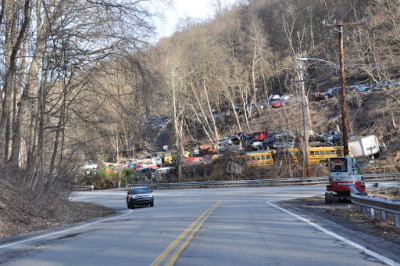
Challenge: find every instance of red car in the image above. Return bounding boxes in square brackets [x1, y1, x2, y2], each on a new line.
[131, 163, 158, 171]
[311, 92, 328, 101]
[271, 100, 281, 108]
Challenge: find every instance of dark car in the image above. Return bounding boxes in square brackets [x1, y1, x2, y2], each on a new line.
[135, 167, 157, 181]
[327, 132, 343, 143]
[126, 186, 154, 209]
[263, 133, 276, 148]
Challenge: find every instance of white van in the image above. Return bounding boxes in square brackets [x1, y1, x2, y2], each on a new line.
[151, 157, 162, 167]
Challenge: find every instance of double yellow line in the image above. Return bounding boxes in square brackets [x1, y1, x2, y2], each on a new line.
[151, 200, 222, 266]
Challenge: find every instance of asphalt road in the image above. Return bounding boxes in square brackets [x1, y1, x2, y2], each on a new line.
[0, 186, 398, 266]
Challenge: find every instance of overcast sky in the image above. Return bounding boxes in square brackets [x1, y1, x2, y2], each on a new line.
[156, 0, 237, 38]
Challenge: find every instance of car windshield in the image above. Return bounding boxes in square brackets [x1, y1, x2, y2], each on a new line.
[132, 187, 150, 194]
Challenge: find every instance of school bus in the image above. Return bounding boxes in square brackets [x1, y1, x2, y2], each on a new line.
[277, 146, 352, 164]
[276, 148, 301, 164]
[211, 150, 275, 173]
[309, 146, 352, 164]
[243, 150, 275, 168]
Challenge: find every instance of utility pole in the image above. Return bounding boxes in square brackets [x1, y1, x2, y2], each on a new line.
[323, 20, 364, 156]
[297, 58, 311, 177]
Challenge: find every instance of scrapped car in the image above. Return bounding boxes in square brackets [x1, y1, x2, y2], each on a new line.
[218, 137, 232, 147]
[151, 167, 176, 182]
[126, 186, 154, 209]
[263, 134, 276, 148]
[273, 138, 295, 149]
[310, 92, 328, 101]
[151, 157, 162, 167]
[269, 94, 280, 102]
[252, 130, 267, 141]
[327, 132, 343, 143]
[271, 100, 281, 108]
[326, 87, 340, 97]
[257, 101, 268, 110]
[135, 167, 157, 181]
[356, 85, 370, 93]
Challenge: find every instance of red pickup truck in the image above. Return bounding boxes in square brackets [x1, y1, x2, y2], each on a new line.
[252, 130, 268, 141]
[311, 92, 328, 101]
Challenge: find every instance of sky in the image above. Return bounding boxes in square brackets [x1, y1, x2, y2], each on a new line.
[156, 0, 237, 38]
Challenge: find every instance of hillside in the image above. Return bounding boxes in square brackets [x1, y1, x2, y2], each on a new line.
[1, 0, 400, 242]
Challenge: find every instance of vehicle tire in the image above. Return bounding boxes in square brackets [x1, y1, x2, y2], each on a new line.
[325, 192, 334, 203]
[150, 201, 154, 207]
[127, 202, 132, 209]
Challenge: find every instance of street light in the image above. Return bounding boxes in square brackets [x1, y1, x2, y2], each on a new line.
[297, 55, 350, 177]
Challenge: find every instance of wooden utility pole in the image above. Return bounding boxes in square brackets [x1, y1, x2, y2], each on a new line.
[323, 20, 364, 156]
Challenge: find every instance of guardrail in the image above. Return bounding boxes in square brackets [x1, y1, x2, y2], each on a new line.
[124, 173, 400, 190]
[128, 177, 329, 190]
[72, 185, 94, 191]
[350, 186, 400, 227]
[363, 173, 400, 179]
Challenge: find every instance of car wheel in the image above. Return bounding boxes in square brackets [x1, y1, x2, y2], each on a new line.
[150, 201, 154, 207]
[127, 202, 132, 209]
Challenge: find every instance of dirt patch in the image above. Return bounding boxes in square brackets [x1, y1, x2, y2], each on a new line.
[0, 200, 115, 239]
[0, 176, 115, 239]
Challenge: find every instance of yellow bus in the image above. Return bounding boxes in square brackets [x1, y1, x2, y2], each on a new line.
[244, 150, 275, 168]
[277, 146, 352, 164]
[309, 146, 351, 164]
[276, 148, 300, 164]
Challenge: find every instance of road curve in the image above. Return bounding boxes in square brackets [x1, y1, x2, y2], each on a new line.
[0, 186, 398, 266]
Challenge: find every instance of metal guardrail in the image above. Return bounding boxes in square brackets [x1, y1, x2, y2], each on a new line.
[350, 187, 400, 227]
[363, 173, 400, 179]
[72, 185, 94, 191]
[129, 177, 329, 190]
[124, 173, 400, 190]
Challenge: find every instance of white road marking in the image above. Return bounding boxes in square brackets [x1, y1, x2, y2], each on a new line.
[0, 210, 133, 249]
[267, 200, 399, 266]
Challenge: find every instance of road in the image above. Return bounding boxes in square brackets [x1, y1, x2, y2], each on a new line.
[0, 186, 398, 265]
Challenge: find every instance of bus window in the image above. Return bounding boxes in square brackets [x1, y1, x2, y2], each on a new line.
[310, 151, 314, 155]
[336, 150, 341, 155]
[330, 150, 336, 155]
[256, 156, 260, 160]
[267, 155, 271, 159]
[261, 156, 265, 160]
[251, 157, 255, 160]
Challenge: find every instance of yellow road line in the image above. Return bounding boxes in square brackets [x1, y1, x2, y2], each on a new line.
[151, 201, 221, 266]
[165, 200, 222, 266]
